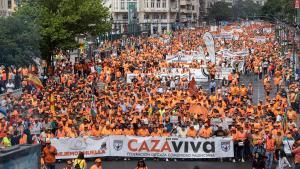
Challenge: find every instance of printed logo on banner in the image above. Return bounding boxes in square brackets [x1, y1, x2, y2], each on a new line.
[113, 140, 123, 151]
[221, 141, 231, 152]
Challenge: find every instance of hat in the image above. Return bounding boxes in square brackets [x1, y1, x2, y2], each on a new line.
[95, 158, 102, 163]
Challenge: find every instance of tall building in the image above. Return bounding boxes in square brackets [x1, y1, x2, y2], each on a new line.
[0, 0, 18, 17]
[108, 0, 199, 34]
[210, 0, 267, 6]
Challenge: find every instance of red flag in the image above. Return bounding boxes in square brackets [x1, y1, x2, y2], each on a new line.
[296, 0, 300, 8]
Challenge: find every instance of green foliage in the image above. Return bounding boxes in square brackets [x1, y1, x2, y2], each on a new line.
[262, 0, 296, 23]
[233, 0, 261, 19]
[15, 0, 111, 63]
[208, 2, 233, 22]
[0, 16, 41, 66]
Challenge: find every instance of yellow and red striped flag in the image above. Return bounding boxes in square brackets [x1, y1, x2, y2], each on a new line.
[28, 73, 43, 89]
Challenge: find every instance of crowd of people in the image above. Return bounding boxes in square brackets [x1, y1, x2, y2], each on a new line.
[0, 21, 300, 169]
[0, 65, 28, 94]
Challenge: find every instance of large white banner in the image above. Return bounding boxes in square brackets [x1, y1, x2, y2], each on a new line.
[109, 136, 234, 158]
[166, 53, 194, 63]
[203, 32, 216, 63]
[51, 136, 234, 159]
[190, 68, 209, 82]
[254, 36, 267, 43]
[166, 51, 206, 63]
[51, 137, 109, 159]
[215, 68, 233, 80]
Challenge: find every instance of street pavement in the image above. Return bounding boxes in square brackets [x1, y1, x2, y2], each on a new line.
[56, 160, 253, 169]
[198, 73, 276, 105]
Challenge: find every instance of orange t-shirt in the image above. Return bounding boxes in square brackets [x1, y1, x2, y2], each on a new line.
[187, 128, 197, 138]
[199, 128, 212, 138]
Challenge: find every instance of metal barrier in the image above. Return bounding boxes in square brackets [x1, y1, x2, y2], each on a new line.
[0, 144, 41, 169]
[0, 88, 22, 97]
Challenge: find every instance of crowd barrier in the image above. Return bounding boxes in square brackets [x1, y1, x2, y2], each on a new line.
[0, 88, 22, 97]
[50, 136, 234, 159]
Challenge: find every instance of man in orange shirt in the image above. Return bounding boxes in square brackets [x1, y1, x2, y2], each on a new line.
[137, 125, 150, 136]
[240, 84, 248, 97]
[101, 125, 112, 136]
[43, 139, 57, 169]
[123, 125, 135, 136]
[265, 134, 275, 169]
[150, 127, 161, 137]
[91, 125, 102, 137]
[199, 123, 212, 138]
[186, 125, 197, 138]
[55, 125, 66, 138]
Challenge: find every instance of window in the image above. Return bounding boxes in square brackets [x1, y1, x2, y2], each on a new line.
[121, 0, 125, 9]
[154, 14, 159, 19]
[144, 14, 149, 19]
[151, 0, 154, 8]
[162, 0, 166, 8]
[114, 0, 118, 9]
[8, 0, 12, 9]
[161, 14, 167, 19]
[145, 0, 149, 8]
[157, 0, 160, 8]
[122, 14, 128, 20]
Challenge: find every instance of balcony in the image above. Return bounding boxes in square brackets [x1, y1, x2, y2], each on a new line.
[180, 0, 192, 6]
[170, 7, 179, 12]
[143, 7, 169, 12]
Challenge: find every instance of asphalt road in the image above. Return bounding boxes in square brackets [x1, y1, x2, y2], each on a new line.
[56, 159, 253, 169]
[198, 73, 276, 105]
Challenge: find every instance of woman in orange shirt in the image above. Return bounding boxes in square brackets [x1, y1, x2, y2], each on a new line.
[235, 127, 247, 162]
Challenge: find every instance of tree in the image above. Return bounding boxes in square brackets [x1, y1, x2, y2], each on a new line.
[233, 0, 261, 19]
[208, 2, 233, 22]
[262, 0, 296, 23]
[0, 16, 40, 66]
[15, 0, 111, 64]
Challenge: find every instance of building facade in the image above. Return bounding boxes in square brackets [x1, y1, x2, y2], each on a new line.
[0, 0, 18, 17]
[107, 0, 199, 34]
[210, 0, 267, 6]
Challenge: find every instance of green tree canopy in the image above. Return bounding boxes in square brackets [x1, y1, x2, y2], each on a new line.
[262, 0, 296, 23]
[15, 0, 111, 64]
[208, 2, 233, 22]
[0, 15, 40, 66]
[233, 0, 261, 19]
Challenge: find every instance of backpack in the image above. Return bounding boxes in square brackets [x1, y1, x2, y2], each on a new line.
[74, 160, 83, 169]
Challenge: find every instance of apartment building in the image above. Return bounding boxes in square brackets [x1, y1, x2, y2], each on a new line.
[0, 0, 18, 17]
[210, 0, 267, 6]
[108, 0, 199, 34]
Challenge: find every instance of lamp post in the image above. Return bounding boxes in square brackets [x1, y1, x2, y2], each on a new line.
[87, 24, 96, 62]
